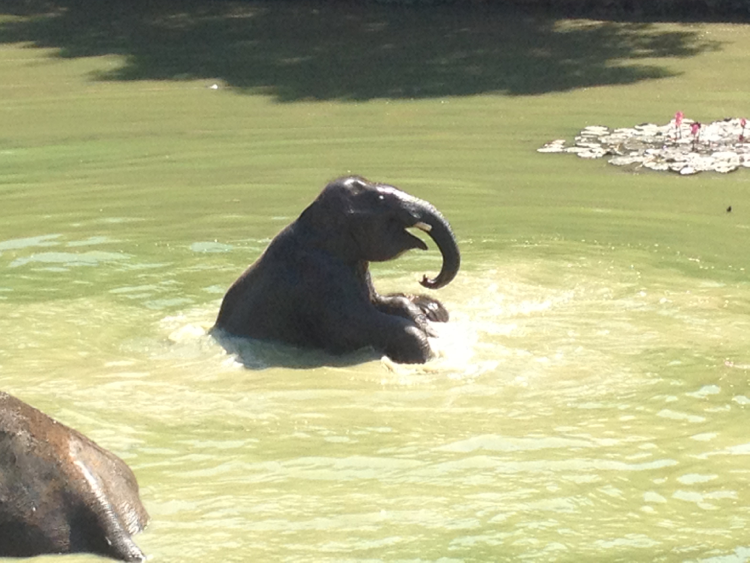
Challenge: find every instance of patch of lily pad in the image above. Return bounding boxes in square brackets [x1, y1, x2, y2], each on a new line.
[539, 114, 750, 175]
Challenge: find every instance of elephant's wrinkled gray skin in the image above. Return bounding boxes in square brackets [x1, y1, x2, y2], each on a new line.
[213, 176, 460, 364]
[0, 392, 148, 561]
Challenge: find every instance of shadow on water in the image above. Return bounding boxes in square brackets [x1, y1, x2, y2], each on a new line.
[0, 0, 720, 101]
[210, 327, 381, 370]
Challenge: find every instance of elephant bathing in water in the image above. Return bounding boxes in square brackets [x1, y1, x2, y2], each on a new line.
[0, 392, 148, 561]
[213, 176, 461, 364]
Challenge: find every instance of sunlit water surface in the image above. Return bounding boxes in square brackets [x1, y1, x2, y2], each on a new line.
[1, 220, 750, 563]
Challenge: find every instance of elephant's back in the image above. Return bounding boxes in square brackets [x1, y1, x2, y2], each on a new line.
[0, 392, 148, 560]
[214, 232, 320, 343]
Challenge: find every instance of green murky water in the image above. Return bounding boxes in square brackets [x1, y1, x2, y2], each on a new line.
[2, 10, 750, 562]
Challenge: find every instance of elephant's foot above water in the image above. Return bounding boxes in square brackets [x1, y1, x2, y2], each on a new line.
[383, 324, 435, 364]
[373, 293, 449, 338]
[404, 294, 450, 323]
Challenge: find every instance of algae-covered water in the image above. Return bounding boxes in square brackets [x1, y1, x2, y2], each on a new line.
[2, 4, 750, 561]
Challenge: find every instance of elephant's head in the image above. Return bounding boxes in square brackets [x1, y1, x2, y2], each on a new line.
[300, 176, 460, 289]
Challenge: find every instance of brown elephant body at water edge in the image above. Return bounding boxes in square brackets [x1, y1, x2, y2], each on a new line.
[0, 392, 148, 561]
[213, 176, 460, 364]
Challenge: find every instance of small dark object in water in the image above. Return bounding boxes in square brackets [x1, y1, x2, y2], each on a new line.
[727, 205, 733, 213]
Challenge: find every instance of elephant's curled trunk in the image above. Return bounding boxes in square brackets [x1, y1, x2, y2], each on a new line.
[410, 199, 460, 289]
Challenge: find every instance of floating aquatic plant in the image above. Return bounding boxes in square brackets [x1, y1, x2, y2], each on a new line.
[539, 113, 750, 175]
